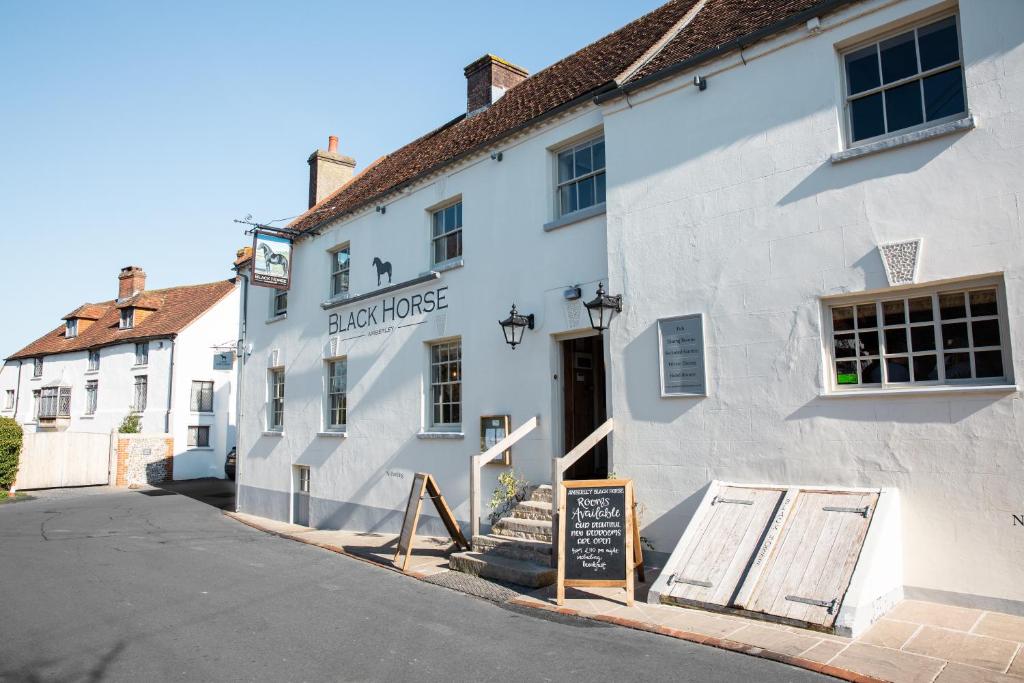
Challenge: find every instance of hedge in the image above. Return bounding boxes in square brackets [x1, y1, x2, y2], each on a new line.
[0, 416, 23, 490]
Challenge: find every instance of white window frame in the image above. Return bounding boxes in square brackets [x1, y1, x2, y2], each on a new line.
[324, 358, 348, 431]
[85, 380, 98, 415]
[87, 349, 100, 372]
[4, 390, 14, 410]
[190, 380, 214, 413]
[840, 12, 967, 148]
[427, 338, 462, 431]
[329, 244, 351, 299]
[271, 289, 287, 318]
[134, 341, 149, 367]
[268, 367, 285, 431]
[132, 375, 148, 412]
[188, 425, 211, 448]
[430, 200, 463, 267]
[31, 389, 40, 419]
[120, 308, 134, 329]
[33, 358, 43, 378]
[65, 319, 78, 338]
[823, 277, 1013, 393]
[555, 135, 606, 218]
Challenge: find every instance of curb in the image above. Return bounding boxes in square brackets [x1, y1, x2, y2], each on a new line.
[224, 510, 886, 683]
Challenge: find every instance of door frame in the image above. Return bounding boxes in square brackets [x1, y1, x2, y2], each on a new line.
[551, 329, 612, 471]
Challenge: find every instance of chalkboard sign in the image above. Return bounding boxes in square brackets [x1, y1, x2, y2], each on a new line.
[394, 472, 468, 572]
[557, 479, 640, 606]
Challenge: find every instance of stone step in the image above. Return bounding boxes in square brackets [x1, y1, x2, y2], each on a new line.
[492, 516, 552, 542]
[529, 485, 552, 504]
[472, 534, 552, 564]
[511, 500, 552, 522]
[449, 551, 556, 588]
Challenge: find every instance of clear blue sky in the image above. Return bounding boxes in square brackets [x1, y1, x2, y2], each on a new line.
[0, 0, 662, 356]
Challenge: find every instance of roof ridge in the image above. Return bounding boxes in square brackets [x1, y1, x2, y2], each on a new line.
[615, 0, 709, 85]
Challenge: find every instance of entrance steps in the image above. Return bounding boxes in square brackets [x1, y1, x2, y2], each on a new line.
[449, 485, 556, 588]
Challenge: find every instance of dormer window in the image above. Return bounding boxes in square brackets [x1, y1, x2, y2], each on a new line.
[120, 308, 134, 330]
[65, 319, 78, 338]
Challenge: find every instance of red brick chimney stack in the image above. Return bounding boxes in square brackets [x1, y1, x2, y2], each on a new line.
[118, 266, 146, 301]
[464, 54, 528, 114]
[328, 135, 339, 153]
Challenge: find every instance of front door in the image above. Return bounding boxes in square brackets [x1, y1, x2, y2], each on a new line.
[293, 466, 310, 526]
[562, 335, 607, 480]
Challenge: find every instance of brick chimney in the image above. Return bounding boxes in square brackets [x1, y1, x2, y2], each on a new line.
[464, 55, 528, 114]
[118, 266, 146, 301]
[307, 135, 356, 208]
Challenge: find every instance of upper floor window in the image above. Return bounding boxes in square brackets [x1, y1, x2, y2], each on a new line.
[325, 359, 348, 431]
[132, 375, 148, 412]
[120, 308, 134, 330]
[429, 339, 461, 430]
[65, 319, 78, 338]
[268, 368, 285, 431]
[190, 380, 214, 412]
[135, 342, 149, 367]
[33, 358, 43, 378]
[331, 246, 351, 298]
[4, 390, 13, 410]
[826, 280, 1010, 391]
[843, 15, 965, 145]
[85, 380, 98, 415]
[431, 202, 463, 266]
[272, 289, 287, 318]
[88, 349, 100, 371]
[557, 136, 605, 217]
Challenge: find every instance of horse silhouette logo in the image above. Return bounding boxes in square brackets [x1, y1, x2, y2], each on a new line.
[372, 257, 392, 286]
[258, 242, 289, 275]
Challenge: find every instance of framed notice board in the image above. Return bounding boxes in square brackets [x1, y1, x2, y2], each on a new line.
[657, 313, 706, 397]
[480, 415, 511, 465]
[557, 479, 643, 606]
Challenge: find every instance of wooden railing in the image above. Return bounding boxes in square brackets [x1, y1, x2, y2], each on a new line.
[550, 417, 614, 559]
[468, 415, 540, 546]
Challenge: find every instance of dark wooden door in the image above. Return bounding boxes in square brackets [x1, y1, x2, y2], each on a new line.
[562, 335, 607, 480]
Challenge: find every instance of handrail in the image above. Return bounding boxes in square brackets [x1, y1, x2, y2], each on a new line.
[550, 417, 614, 561]
[469, 415, 540, 545]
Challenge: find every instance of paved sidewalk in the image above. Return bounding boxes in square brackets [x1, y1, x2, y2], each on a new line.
[225, 510, 1024, 683]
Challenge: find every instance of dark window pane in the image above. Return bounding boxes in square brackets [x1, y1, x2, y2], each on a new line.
[856, 304, 877, 329]
[944, 352, 971, 379]
[886, 357, 911, 382]
[851, 93, 885, 141]
[939, 292, 966, 319]
[913, 354, 938, 381]
[433, 240, 445, 265]
[923, 67, 965, 121]
[908, 297, 933, 322]
[557, 150, 574, 183]
[836, 361, 859, 385]
[444, 206, 456, 231]
[885, 81, 924, 132]
[974, 350, 1004, 378]
[833, 306, 855, 331]
[455, 202, 462, 228]
[860, 331, 879, 356]
[595, 172, 606, 204]
[574, 145, 592, 176]
[593, 140, 605, 170]
[560, 184, 577, 215]
[886, 328, 908, 354]
[918, 16, 959, 71]
[972, 319, 1001, 347]
[880, 31, 918, 84]
[942, 322, 969, 349]
[861, 359, 883, 384]
[910, 325, 936, 352]
[883, 300, 906, 326]
[846, 45, 880, 95]
[969, 290, 998, 317]
[577, 176, 595, 209]
[835, 334, 857, 358]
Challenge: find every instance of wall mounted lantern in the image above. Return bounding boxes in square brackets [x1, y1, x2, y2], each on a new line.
[499, 303, 534, 350]
[584, 282, 623, 332]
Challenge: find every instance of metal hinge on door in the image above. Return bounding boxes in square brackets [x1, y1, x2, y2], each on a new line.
[711, 496, 753, 506]
[667, 574, 713, 588]
[785, 595, 837, 614]
[822, 505, 870, 517]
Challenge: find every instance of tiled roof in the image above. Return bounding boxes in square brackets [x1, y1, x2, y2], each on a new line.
[7, 279, 236, 360]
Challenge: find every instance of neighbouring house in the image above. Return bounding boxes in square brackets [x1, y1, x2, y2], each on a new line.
[0, 265, 240, 480]
[233, 0, 1024, 634]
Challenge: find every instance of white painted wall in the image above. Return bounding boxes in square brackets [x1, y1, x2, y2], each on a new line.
[601, 0, 1024, 608]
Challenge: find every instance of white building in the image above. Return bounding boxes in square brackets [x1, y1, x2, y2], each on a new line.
[235, 0, 1024, 623]
[1, 266, 240, 480]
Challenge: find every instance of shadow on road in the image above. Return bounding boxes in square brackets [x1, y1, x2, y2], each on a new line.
[154, 478, 235, 510]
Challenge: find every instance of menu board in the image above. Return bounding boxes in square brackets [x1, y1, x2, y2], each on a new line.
[658, 314, 706, 396]
[563, 484, 628, 582]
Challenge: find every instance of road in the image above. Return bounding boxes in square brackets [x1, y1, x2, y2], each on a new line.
[0, 485, 832, 682]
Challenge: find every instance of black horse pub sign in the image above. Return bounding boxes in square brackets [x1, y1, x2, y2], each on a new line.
[252, 231, 292, 290]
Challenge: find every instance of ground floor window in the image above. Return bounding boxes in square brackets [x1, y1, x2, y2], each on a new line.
[3, 390, 13, 410]
[39, 386, 71, 418]
[132, 376, 148, 412]
[268, 368, 285, 431]
[325, 359, 347, 430]
[429, 338, 461, 429]
[188, 425, 210, 448]
[826, 279, 1010, 390]
[31, 390, 39, 419]
[85, 381, 98, 415]
[190, 380, 214, 412]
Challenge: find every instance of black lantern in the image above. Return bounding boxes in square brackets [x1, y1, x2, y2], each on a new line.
[584, 282, 623, 332]
[498, 303, 534, 349]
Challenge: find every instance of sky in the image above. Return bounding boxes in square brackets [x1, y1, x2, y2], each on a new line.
[0, 0, 663, 357]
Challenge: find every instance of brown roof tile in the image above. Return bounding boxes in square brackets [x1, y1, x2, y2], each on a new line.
[8, 279, 236, 360]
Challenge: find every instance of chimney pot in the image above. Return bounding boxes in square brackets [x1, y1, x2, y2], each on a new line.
[118, 266, 147, 301]
[464, 54, 528, 114]
[308, 135, 356, 208]
[328, 135, 338, 152]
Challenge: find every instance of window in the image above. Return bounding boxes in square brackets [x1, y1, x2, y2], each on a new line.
[66, 319, 78, 338]
[268, 368, 285, 431]
[325, 359, 347, 430]
[827, 282, 1010, 390]
[429, 339, 461, 429]
[843, 15, 965, 144]
[39, 386, 71, 419]
[272, 289, 287, 317]
[188, 425, 210, 448]
[120, 308, 134, 329]
[135, 342, 149, 366]
[132, 375, 148, 412]
[33, 358, 42, 378]
[85, 381, 98, 415]
[556, 136, 606, 217]
[190, 380, 214, 412]
[297, 466, 310, 493]
[31, 390, 39, 419]
[431, 202, 463, 266]
[330, 246, 351, 298]
[88, 349, 100, 371]
[4, 390, 13, 410]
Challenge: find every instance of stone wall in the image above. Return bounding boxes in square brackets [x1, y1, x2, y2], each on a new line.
[115, 434, 173, 487]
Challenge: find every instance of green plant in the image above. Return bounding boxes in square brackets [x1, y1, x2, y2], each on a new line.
[0, 416, 23, 491]
[488, 469, 530, 525]
[118, 413, 141, 434]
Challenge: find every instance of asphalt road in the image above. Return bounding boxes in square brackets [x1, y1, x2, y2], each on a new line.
[0, 486, 833, 682]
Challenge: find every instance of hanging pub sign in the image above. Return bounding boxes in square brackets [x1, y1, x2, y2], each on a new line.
[251, 231, 293, 290]
[658, 313, 706, 397]
[557, 479, 643, 606]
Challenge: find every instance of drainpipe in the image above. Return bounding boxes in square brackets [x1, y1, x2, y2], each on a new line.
[234, 272, 249, 513]
[165, 337, 176, 435]
[12, 360, 22, 419]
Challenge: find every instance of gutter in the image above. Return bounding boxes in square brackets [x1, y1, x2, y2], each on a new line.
[233, 271, 249, 511]
[12, 360, 22, 418]
[594, 0, 863, 105]
[165, 336, 176, 435]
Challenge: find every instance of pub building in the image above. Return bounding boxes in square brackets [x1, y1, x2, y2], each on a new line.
[235, 0, 1024, 634]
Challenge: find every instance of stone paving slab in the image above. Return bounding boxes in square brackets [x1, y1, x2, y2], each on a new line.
[903, 626, 1019, 672]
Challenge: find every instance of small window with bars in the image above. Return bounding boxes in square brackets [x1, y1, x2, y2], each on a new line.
[190, 380, 214, 412]
[33, 358, 43, 378]
[325, 359, 347, 430]
[431, 202, 462, 266]
[429, 339, 461, 429]
[133, 375, 148, 412]
[188, 425, 210, 448]
[85, 381, 98, 415]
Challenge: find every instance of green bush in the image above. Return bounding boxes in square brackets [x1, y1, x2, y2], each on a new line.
[118, 413, 141, 434]
[0, 416, 23, 490]
[488, 469, 530, 525]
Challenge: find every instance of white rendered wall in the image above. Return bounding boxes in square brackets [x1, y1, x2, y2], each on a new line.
[602, 0, 1024, 608]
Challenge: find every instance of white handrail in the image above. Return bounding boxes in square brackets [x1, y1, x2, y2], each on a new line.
[550, 417, 614, 561]
[469, 415, 540, 545]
